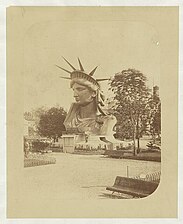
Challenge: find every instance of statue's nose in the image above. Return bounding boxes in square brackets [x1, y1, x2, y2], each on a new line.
[74, 91, 79, 97]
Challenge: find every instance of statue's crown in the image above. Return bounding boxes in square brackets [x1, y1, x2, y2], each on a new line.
[55, 57, 109, 90]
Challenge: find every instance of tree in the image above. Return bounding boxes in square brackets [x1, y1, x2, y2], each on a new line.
[30, 106, 47, 134]
[37, 107, 67, 139]
[147, 86, 161, 143]
[110, 69, 151, 155]
[24, 106, 48, 136]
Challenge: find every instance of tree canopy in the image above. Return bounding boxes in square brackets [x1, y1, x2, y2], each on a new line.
[110, 68, 151, 154]
[37, 107, 67, 138]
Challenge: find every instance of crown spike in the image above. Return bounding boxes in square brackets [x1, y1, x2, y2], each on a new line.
[89, 66, 98, 76]
[78, 58, 84, 71]
[62, 57, 76, 70]
[59, 76, 71, 80]
[55, 64, 71, 74]
[96, 78, 109, 81]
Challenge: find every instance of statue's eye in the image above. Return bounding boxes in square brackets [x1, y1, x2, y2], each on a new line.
[77, 87, 85, 91]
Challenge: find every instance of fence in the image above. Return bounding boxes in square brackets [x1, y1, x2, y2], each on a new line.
[24, 154, 56, 168]
[132, 171, 161, 183]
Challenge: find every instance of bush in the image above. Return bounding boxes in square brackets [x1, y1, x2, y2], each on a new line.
[32, 140, 49, 152]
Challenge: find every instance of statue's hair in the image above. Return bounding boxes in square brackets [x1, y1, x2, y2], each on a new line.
[70, 78, 98, 92]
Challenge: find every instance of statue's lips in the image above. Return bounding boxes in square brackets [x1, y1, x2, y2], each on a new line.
[74, 98, 80, 102]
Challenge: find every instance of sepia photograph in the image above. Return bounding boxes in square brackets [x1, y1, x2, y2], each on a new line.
[6, 5, 179, 219]
[23, 21, 161, 200]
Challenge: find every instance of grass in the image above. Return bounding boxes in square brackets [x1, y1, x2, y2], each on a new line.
[104, 149, 161, 162]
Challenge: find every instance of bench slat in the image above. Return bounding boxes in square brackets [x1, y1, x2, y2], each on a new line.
[106, 186, 149, 198]
[106, 176, 159, 198]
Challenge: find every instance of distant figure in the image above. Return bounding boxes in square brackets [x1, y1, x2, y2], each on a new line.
[56, 57, 116, 136]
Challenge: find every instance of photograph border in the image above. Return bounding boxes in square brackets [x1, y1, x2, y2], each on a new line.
[1, 0, 183, 223]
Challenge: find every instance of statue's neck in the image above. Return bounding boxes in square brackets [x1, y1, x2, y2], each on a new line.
[79, 101, 97, 119]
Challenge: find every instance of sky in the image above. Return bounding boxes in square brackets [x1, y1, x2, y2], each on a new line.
[23, 19, 160, 112]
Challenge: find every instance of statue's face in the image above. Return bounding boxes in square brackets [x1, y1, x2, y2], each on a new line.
[72, 82, 96, 105]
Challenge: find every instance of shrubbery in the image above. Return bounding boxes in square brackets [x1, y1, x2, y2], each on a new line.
[32, 141, 49, 152]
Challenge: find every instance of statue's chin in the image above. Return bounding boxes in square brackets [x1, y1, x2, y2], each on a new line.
[75, 100, 93, 106]
[75, 101, 83, 105]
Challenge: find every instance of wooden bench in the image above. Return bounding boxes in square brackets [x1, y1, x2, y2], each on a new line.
[106, 176, 159, 198]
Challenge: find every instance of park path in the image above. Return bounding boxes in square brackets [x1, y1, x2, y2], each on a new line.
[22, 153, 161, 200]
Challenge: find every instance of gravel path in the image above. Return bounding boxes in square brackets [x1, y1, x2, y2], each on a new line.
[23, 153, 161, 200]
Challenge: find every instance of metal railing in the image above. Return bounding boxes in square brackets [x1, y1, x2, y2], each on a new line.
[133, 171, 161, 183]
